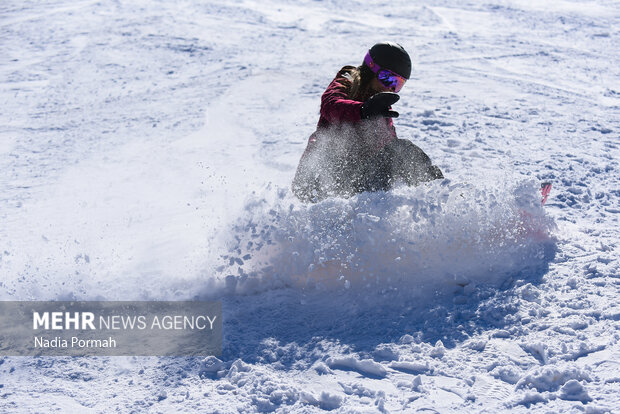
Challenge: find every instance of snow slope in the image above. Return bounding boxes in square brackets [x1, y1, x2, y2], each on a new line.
[1, 0, 618, 412]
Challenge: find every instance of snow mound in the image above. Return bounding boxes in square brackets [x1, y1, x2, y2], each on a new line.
[219, 179, 556, 304]
[326, 356, 388, 378]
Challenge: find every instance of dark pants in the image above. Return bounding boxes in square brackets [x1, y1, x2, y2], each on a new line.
[293, 138, 443, 203]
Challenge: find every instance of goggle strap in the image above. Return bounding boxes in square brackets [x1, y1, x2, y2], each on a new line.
[364, 52, 380, 74]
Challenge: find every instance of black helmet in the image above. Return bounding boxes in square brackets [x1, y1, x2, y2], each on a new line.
[365, 42, 411, 79]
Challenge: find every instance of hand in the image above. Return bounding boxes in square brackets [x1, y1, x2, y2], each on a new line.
[360, 92, 400, 119]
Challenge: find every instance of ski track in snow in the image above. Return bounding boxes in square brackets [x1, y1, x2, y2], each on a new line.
[1, 0, 619, 412]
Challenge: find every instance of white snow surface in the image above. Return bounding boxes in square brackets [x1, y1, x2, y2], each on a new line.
[1, 0, 619, 412]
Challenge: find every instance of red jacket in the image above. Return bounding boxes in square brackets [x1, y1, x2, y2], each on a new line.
[305, 66, 397, 153]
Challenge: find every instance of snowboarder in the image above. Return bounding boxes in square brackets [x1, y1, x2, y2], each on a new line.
[292, 41, 444, 203]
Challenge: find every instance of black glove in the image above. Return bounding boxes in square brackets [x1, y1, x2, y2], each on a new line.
[360, 92, 400, 119]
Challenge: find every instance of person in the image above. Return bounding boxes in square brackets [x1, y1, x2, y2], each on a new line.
[292, 41, 443, 203]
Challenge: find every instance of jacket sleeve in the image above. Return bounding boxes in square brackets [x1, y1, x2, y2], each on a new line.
[319, 67, 364, 123]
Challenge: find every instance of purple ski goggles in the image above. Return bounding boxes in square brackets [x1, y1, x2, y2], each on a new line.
[363, 52, 407, 93]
